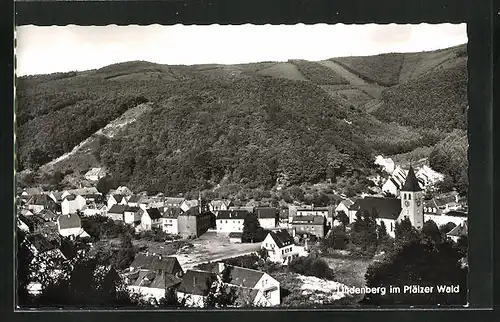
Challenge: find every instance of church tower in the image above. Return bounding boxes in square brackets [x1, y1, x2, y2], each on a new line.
[399, 165, 424, 229]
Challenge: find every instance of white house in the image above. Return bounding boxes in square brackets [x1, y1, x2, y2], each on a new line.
[334, 199, 354, 223]
[48, 191, 64, 204]
[21, 187, 44, 198]
[415, 165, 444, 187]
[62, 187, 100, 201]
[261, 230, 299, 265]
[124, 206, 144, 225]
[107, 204, 127, 222]
[61, 194, 86, 215]
[83, 204, 107, 217]
[381, 166, 412, 196]
[162, 207, 181, 235]
[84, 167, 106, 181]
[57, 212, 89, 238]
[213, 263, 281, 306]
[126, 195, 143, 208]
[110, 186, 134, 196]
[254, 207, 277, 229]
[140, 208, 163, 231]
[26, 195, 55, 214]
[216, 210, 249, 233]
[107, 194, 128, 209]
[209, 200, 232, 215]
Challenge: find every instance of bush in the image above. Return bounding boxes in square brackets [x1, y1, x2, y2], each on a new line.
[288, 256, 334, 280]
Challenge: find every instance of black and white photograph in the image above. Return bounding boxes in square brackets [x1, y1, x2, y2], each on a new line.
[15, 23, 469, 309]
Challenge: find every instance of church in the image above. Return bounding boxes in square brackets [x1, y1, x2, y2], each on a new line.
[347, 165, 424, 238]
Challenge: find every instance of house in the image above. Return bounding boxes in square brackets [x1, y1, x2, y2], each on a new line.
[164, 197, 185, 208]
[212, 263, 280, 306]
[228, 232, 243, 243]
[107, 194, 128, 209]
[57, 213, 89, 238]
[446, 221, 468, 243]
[61, 194, 86, 215]
[26, 194, 57, 214]
[180, 199, 199, 213]
[84, 167, 106, 181]
[176, 269, 219, 307]
[229, 206, 255, 213]
[216, 210, 250, 233]
[140, 208, 162, 231]
[431, 192, 461, 214]
[127, 195, 143, 208]
[138, 196, 165, 211]
[296, 207, 333, 226]
[381, 166, 410, 196]
[107, 204, 127, 222]
[124, 206, 144, 225]
[17, 215, 30, 232]
[254, 207, 278, 229]
[177, 208, 212, 239]
[261, 230, 299, 265]
[38, 209, 58, 222]
[277, 208, 289, 228]
[127, 270, 183, 303]
[209, 199, 232, 215]
[415, 165, 444, 188]
[335, 199, 354, 218]
[19, 209, 34, 217]
[48, 191, 64, 204]
[83, 204, 107, 217]
[290, 215, 325, 238]
[129, 253, 184, 277]
[162, 207, 182, 235]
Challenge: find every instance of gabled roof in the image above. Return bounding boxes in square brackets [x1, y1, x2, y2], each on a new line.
[212, 264, 265, 288]
[254, 207, 278, 219]
[108, 204, 127, 214]
[127, 195, 142, 203]
[20, 209, 34, 217]
[339, 199, 354, 208]
[65, 187, 100, 196]
[291, 215, 324, 225]
[23, 187, 44, 196]
[210, 199, 232, 207]
[145, 208, 162, 220]
[57, 213, 82, 230]
[129, 270, 182, 289]
[27, 194, 53, 206]
[181, 207, 202, 217]
[217, 210, 250, 220]
[63, 194, 77, 201]
[50, 191, 64, 201]
[130, 253, 182, 274]
[433, 195, 459, 207]
[182, 199, 199, 209]
[447, 221, 468, 237]
[401, 166, 423, 192]
[268, 229, 294, 248]
[111, 194, 126, 203]
[445, 211, 468, 218]
[350, 197, 402, 220]
[177, 270, 218, 296]
[39, 209, 58, 221]
[164, 207, 182, 218]
[125, 206, 141, 213]
[26, 233, 58, 254]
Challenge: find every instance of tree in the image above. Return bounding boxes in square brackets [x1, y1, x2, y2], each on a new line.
[394, 217, 421, 248]
[364, 239, 467, 305]
[439, 222, 457, 234]
[289, 256, 334, 280]
[335, 211, 349, 229]
[241, 214, 262, 243]
[422, 220, 442, 245]
[257, 247, 269, 261]
[96, 176, 119, 196]
[114, 233, 136, 270]
[350, 210, 378, 256]
[16, 229, 34, 307]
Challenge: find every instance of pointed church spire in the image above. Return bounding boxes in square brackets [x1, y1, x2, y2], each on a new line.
[402, 165, 422, 192]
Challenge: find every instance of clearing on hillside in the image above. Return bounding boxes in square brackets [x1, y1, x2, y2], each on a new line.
[256, 62, 308, 81]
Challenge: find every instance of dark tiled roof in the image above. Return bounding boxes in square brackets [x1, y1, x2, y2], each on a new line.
[164, 207, 182, 218]
[108, 204, 127, 214]
[351, 197, 402, 220]
[291, 215, 324, 225]
[130, 253, 182, 274]
[254, 207, 278, 219]
[445, 211, 468, 218]
[63, 194, 77, 201]
[39, 209, 57, 221]
[129, 270, 182, 289]
[401, 166, 423, 192]
[217, 210, 250, 220]
[112, 194, 126, 203]
[182, 207, 201, 217]
[27, 194, 53, 206]
[165, 197, 185, 205]
[127, 195, 142, 203]
[177, 270, 218, 296]
[447, 221, 468, 237]
[433, 195, 458, 207]
[228, 232, 242, 238]
[213, 264, 264, 288]
[23, 187, 44, 195]
[57, 213, 81, 230]
[145, 208, 162, 220]
[268, 229, 294, 248]
[125, 206, 141, 213]
[50, 191, 63, 201]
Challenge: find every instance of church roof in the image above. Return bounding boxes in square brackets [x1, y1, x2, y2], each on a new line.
[401, 165, 422, 192]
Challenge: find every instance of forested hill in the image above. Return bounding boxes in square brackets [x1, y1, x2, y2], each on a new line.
[16, 44, 468, 195]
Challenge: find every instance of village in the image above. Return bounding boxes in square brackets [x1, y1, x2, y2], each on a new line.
[16, 154, 469, 308]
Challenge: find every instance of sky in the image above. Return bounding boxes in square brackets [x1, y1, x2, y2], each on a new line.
[16, 23, 467, 76]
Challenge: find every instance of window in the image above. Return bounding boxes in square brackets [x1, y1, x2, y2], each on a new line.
[282, 249, 284, 255]
[403, 194, 406, 200]
[390, 223, 394, 232]
[264, 291, 271, 299]
[409, 194, 412, 200]
[225, 220, 228, 224]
